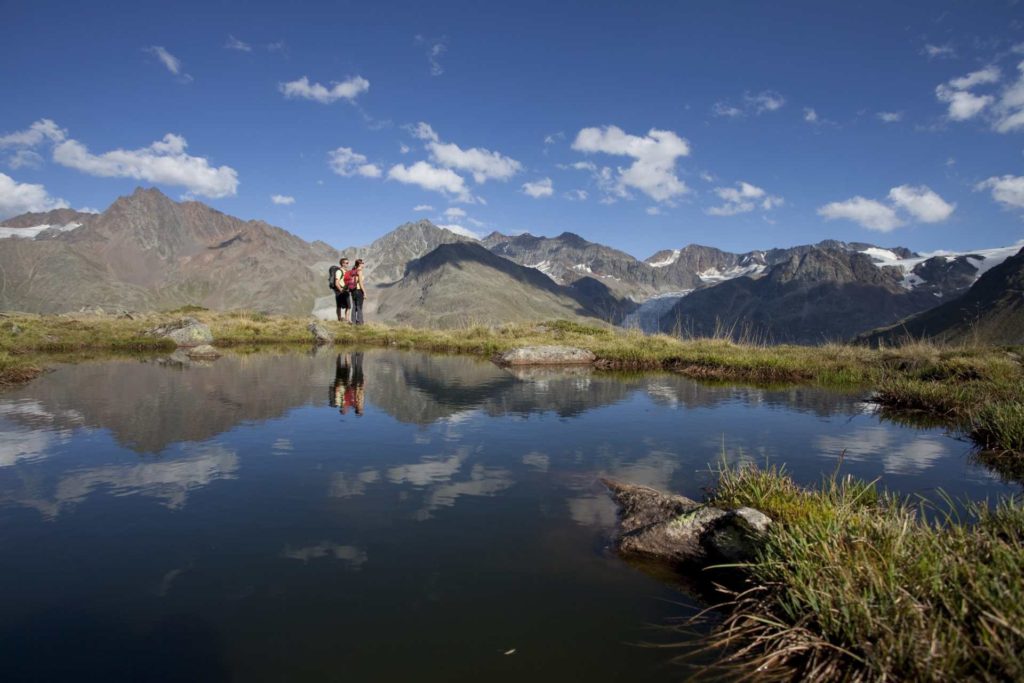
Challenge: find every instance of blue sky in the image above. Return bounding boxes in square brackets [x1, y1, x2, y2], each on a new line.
[2, 0, 1023, 258]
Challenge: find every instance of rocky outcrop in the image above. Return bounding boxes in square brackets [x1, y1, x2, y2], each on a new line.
[602, 479, 771, 565]
[145, 317, 214, 347]
[495, 345, 597, 366]
[307, 321, 333, 345]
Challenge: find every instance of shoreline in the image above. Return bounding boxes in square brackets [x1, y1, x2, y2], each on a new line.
[2, 310, 1022, 459]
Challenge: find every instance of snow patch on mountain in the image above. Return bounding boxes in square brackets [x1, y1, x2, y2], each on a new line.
[698, 263, 766, 283]
[648, 249, 680, 268]
[0, 222, 82, 239]
[526, 260, 562, 283]
[861, 242, 1024, 290]
[623, 290, 695, 333]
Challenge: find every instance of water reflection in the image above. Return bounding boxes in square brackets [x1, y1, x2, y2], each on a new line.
[0, 347, 1015, 681]
[330, 352, 366, 416]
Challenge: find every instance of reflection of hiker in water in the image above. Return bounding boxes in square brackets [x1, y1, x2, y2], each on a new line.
[330, 353, 351, 410]
[330, 352, 365, 416]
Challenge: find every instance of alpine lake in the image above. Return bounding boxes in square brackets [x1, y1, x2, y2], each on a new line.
[0, 347, 1016, 681]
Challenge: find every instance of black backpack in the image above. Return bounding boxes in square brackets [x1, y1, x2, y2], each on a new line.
[328, 265, 340, 291]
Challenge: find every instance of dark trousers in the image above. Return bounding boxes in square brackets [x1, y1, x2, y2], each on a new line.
[351, 289, 365, 324]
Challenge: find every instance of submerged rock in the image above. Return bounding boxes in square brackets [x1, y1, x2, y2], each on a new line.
[307, 321, 333, 345]
[146, 317, 214, 347]
[187, 344, 221, 359]
[602, 479, 771, 565]
[495, 345, 596, 366]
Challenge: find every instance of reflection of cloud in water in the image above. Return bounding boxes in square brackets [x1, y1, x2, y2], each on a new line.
[386, 451, 467, 486]
[603, 451, 680, 492]
[0, 428, 56, 467]
[3, 444, 240, 519]
[282, 542, 367, 568]
[567, 494, 618, 530]
[817, 427, 948, 475]
[271, 438, 293, 454]
[417, 463, 513, 520]
[329, 469, 381, 498]
[521, 452, 550, 472]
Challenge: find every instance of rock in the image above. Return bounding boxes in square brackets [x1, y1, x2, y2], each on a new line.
[495, 345, 596, 366]
[602, 479, 771, 566]
[78, 305, 106, 315]
[308, 321, 333, 345]
[145, 317, 214, 347]
[186, 344, 221, 359]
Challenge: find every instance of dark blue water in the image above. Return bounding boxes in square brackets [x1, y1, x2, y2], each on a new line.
[0, 349, 1015, 681]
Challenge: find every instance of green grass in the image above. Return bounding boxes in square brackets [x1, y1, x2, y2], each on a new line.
[698, 463, 1024, 682]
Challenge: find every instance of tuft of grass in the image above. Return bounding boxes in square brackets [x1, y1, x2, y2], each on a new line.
[694, 463, 1024, 681]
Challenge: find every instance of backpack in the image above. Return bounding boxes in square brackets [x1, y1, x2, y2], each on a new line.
[328, 265, 340, 291]
[343, 269, 358, 290]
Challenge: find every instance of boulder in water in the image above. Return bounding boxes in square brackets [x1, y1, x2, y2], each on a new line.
[602, 479, 771, 565]
[187, 344, 221, 359]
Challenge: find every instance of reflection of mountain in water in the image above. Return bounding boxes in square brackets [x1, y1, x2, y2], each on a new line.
[0, 349, 874, 457]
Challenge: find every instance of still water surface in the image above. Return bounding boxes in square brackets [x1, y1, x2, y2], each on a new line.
[0, 349, 1015, 681]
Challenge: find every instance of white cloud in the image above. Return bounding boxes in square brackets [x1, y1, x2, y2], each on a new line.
[711, 102, 743, 118]
[819, 184, 955, 231]
[411, 123, 521, 183]
[746, 90, 785, 113]
[443, 207, 466, 218]
[713, 91, 785, 118]
[707, 181, 782, 216]
[7, 150, 44, 169]
[887, 185, 955, 222]
[936, 86, 994, 120]
[948, 66, 1000, 90]
[935, 67, 1000, 122]
[146, 46, 182, 74]
[225, 35, 252, 52]
[804, 108, 819, 123]
[922, 43, 956, 59]
[415, 35, 447, 76]
[522, 177, 554, 198]
[818, 196, 904, 232]
[413, 204, 434, 211]
[387, 161, 471, 201]
[544, 132, 564, 145]
[0, 173, 68, 219]
[279, 75, 370, 104]
[571, 125, 690, 202]
[271, 194, 295, 205]
[328, 147, 382, 178]
[976, 175, 1024, 209]
[564, 189, 588, 201]
[645, 206, 661, 215]
[877, 111, 903, 123]
[399, 144, 411, 154]
[53, 132, 239, 198]
[992, 61, 1024, 133]
[0, 119, 67, 148]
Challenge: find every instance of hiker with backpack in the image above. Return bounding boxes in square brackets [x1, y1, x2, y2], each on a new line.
[346, 259, 366, 325]
[329, 257, 350, 322]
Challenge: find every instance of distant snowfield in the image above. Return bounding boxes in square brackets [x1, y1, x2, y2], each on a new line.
[698, 263, 766, 283]
[0, 223, 82, 240]
[648, 249, 680, 268]
[861, 241, 1024, 289]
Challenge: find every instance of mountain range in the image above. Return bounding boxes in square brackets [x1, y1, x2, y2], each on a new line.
[2, 187, 1021, 344]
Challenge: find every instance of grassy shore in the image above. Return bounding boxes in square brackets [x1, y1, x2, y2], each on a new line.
[697, 464, 1024, 681]
[1, 310, 1022, 458]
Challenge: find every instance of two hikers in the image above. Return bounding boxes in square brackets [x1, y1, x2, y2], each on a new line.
[330, 352, 365, 416]
[329, 257, 366, 324]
